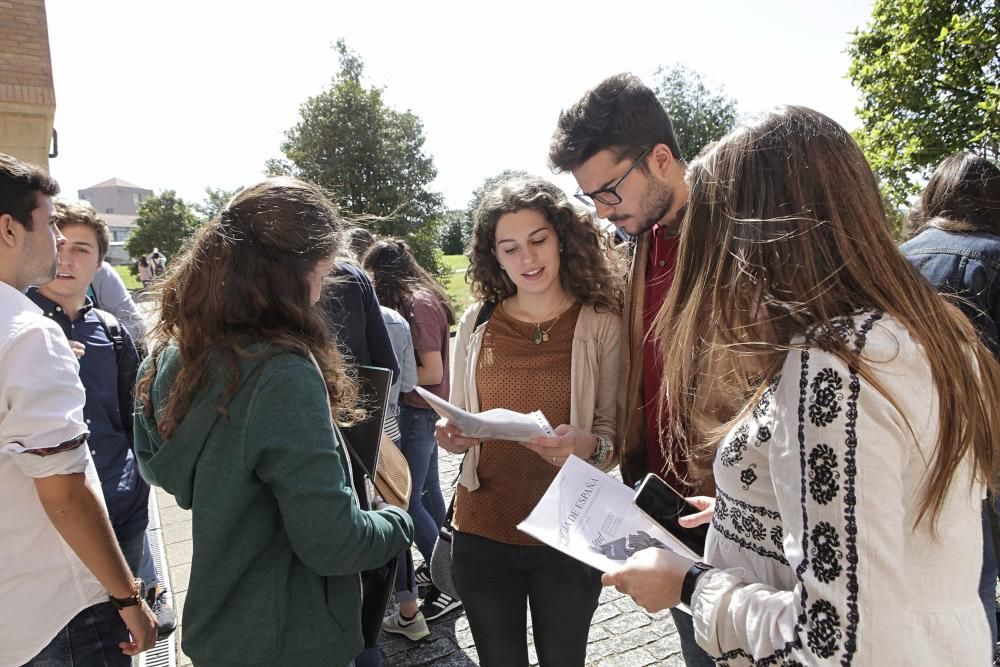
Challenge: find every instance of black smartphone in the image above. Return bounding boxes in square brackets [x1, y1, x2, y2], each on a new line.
[632, 473, 709, 557]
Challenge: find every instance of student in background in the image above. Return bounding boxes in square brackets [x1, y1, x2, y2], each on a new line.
[434, 177, 624, 665]
[364, 239, 459, 626]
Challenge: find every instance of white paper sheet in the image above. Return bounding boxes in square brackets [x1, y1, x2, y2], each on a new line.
[414, 386, 555, 442]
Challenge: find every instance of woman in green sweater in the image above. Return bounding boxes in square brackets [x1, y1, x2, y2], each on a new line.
[133, 177, 414, 667]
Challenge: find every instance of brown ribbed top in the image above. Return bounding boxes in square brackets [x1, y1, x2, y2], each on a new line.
[453, 301, 581, 544]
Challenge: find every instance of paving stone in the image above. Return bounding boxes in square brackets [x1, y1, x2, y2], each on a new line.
[161, 520, 192, 545]
[595, 646, 657, 667]
[646, 632, 684, 661]
[603, 610, 652, 634]
[158, 503, 191, 527]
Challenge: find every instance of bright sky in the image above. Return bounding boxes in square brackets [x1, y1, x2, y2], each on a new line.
[45, 0, 875, 212]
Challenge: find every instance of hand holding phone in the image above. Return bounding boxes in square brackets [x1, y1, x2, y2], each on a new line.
[632, 474, 709, 559]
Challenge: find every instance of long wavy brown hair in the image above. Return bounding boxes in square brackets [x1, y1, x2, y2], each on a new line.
[136, 176, 357, 437]
[468, 176, 626, 312]
[654, 106, 1000, 528]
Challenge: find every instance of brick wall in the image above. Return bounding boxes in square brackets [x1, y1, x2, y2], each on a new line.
[0, 0, 55, 169]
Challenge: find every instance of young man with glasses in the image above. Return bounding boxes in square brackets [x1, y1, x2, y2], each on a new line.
[549, 73, 714, 667]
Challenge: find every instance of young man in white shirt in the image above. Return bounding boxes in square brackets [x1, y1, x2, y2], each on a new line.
[0, 153, 156, 666]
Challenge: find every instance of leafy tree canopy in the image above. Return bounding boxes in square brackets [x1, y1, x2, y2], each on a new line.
[848, 0, 999, 208]
[267, 39, 445, 274]
[124, 190, 201, 260]
[652, 64, 739, 162]
[439, 209, 466, 255]
[194, 185, 242, 221]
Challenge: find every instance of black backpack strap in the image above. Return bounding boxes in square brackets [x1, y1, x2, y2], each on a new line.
[474, 300, 498, 330]
[92, 308, 125, 354]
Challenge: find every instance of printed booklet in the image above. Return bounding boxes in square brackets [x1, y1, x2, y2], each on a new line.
[414, 386, 555, 442]
[517, 455, 703, 574]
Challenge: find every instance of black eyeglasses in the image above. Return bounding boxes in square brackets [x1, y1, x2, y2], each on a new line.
[574, 147, 652, 208]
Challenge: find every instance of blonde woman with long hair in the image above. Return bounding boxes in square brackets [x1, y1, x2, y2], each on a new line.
[604, 106, 1000, 665]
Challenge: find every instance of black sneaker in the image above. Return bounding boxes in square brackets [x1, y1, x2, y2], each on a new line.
[414, 562, 432, 588]
[419, 586, 462, 621]
[147, 587, 177, 638]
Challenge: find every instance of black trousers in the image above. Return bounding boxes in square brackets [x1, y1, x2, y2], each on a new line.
[453, 531, 602, 667]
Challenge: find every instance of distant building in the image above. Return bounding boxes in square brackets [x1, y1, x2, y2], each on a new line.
[79, 178, 153, 265]
[0, 1, 56, 170]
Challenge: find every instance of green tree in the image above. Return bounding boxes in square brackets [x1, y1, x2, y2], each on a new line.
[124, 191, 201, 260]
[439, 209, 466, 254]
[848, 0, 999, 208]
[267, 39, 445, 274]
[194, 185, 242, 221]
[652, 64, 739, 162]
[462, 169, 530, 241]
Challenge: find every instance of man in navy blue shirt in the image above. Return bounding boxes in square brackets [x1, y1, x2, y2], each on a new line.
[27, 199, 175, 638]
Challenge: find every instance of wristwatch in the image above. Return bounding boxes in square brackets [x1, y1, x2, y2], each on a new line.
[680, 561, 712, 607]
[586, 434, 613, 465]
[109, 577, 146, 610]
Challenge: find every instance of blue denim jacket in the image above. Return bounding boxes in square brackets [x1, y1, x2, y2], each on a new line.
[900, 227, 1000, 357]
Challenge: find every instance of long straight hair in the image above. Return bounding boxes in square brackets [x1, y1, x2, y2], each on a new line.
[654, 106, 1000, 528]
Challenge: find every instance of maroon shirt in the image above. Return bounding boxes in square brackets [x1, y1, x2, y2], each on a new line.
[641, 225, 688, 490]
[400, 291, 451, 409]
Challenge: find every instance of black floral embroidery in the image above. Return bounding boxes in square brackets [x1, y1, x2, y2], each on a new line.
[753, 375, 781, 419]
[807, 443, 840, 504]
[808, 368, 843, 427]
[809, 521, 843, 584]
[770, 524, 784, 551]
[806, 599, 841, 658]
[721, 423, 751, 466]
[716, 494, 729, 522]
[740, 464, 758, 490]
[755, 424, 772, 444]
[741, 513, 766, 542]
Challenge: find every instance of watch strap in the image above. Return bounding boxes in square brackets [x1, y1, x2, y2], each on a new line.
[680, 561, 712, 607]
[109, 578, 145, 610]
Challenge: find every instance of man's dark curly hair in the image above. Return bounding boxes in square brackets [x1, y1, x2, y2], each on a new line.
[549, 73, 682, 172]
[468, 176, 625, 312]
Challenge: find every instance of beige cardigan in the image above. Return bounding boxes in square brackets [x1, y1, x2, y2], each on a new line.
[451, 300, 622, 490]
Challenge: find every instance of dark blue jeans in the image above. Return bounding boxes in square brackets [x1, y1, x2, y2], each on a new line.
[398, 404, 446, 560]
[119, 529, 158, 589]
[453, 531, 602, 666]
[22, 601, 130, 667]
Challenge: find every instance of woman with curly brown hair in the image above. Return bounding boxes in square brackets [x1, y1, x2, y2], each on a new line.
[132, 177, 413, 667]
[433, 176, 625, 666]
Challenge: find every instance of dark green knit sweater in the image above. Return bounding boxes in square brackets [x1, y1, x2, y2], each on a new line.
[135, 346, 412, 666]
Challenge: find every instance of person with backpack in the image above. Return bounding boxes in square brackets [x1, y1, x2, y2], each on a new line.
[27, 199, 176, 639]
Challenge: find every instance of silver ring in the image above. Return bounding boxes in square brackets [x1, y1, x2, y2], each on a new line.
[551, 456, 556, 463]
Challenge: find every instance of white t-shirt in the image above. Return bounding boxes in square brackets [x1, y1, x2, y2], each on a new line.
[0, 281, 107, 665]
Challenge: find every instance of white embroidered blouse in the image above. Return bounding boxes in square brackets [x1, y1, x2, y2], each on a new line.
[691, 313, 990, 665]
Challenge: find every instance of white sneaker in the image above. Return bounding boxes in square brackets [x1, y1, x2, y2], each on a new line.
[382, 610, 430, 641]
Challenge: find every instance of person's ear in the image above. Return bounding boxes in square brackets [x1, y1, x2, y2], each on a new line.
[0, 213, 21, 248]
[649, 144, 675, 177]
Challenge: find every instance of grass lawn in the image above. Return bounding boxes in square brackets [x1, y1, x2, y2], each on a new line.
[442, 253, 474, 319]
[113, 264, 142, 290]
